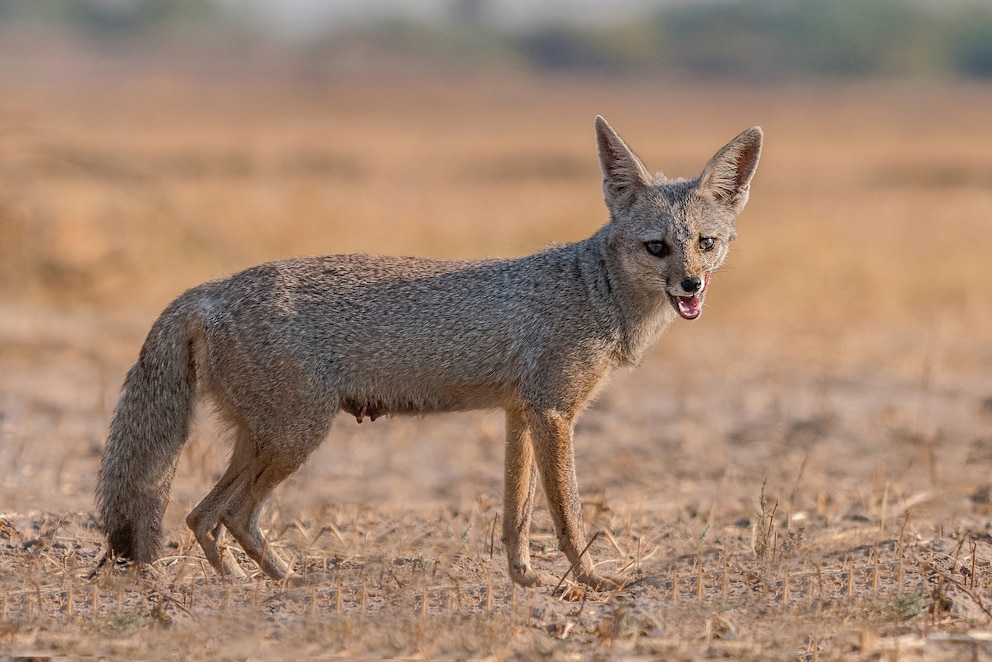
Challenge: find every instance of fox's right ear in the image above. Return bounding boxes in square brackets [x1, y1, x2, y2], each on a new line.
[698, 127, 763, 215]
[595, 116, 652, 210]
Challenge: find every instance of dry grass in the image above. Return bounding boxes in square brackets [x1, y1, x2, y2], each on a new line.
[2, 55, 992, 659]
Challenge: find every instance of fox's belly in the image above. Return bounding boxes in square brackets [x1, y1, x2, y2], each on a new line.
[337, 381, 512, 423]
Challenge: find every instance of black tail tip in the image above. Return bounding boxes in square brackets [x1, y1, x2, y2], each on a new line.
[105, 523, 157, 565]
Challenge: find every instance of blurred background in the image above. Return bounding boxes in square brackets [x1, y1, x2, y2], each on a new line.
[1, 0, 991, 514]
[1, 0, 991, 309]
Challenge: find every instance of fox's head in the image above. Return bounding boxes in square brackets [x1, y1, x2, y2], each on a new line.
[595, 116, 762, 321]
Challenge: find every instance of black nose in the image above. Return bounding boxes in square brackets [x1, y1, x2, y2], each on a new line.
[681, 277, 702, 294]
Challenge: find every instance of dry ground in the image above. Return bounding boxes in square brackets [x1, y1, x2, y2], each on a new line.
[1, 51, 992, 659]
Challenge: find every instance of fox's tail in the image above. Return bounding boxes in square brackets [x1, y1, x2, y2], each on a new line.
[96, 296, 200, 565]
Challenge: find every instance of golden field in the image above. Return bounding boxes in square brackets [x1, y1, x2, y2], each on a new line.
[2, 54, 992, 659]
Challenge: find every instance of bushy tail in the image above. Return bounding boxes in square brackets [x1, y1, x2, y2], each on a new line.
[96, 298, 199, 565]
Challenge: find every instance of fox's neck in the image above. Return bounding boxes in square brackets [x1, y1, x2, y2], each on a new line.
[576, 226, 678, 367]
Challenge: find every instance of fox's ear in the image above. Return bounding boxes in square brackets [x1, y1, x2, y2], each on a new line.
[698, 127, 763, 215]
[595, 116, 652, 210]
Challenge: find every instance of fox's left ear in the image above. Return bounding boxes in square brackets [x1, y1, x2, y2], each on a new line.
[698, 127, 763, 215]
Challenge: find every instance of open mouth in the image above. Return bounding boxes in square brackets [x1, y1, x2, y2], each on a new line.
[669, 273, 710, 321]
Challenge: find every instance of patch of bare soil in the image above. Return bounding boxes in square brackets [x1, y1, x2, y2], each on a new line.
[3, 308, 992, 660]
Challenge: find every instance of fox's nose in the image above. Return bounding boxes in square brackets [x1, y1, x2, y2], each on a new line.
[680, 277, 703, 294]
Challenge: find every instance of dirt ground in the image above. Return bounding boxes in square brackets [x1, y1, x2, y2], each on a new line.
[1, 49, 992, 660]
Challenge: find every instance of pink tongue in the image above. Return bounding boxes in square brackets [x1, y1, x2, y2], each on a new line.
[675, 295, 702, 320]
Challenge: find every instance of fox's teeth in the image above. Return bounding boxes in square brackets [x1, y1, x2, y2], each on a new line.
[672, 292, 703, 320]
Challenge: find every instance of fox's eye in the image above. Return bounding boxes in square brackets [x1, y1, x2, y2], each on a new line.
[644, 240, 670, 258]
[699, 237, 716, 252]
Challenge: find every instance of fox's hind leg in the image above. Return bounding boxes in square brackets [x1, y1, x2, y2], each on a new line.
[185, 420, 325, 580]
[219, 422, 330, 580]
[185, 428, 253, 579]
[219, 457, 298, 580]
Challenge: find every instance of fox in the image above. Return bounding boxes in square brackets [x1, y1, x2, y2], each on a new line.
[96, 116, 761, 590]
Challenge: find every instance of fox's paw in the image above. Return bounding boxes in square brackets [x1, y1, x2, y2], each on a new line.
[218, 549, 247, 580]
[574, 571, 628, 592]
[508, 564, 557, 588]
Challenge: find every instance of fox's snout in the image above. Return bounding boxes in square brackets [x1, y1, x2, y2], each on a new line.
[679, 276, 703, 295]
[669, 274, 706, 296]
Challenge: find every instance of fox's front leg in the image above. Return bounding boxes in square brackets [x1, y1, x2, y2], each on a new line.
[503, 409, 553, 587]
[526, 408, 619, 591]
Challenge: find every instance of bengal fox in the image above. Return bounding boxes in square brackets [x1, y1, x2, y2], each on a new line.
[97, 117, 762, 590]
